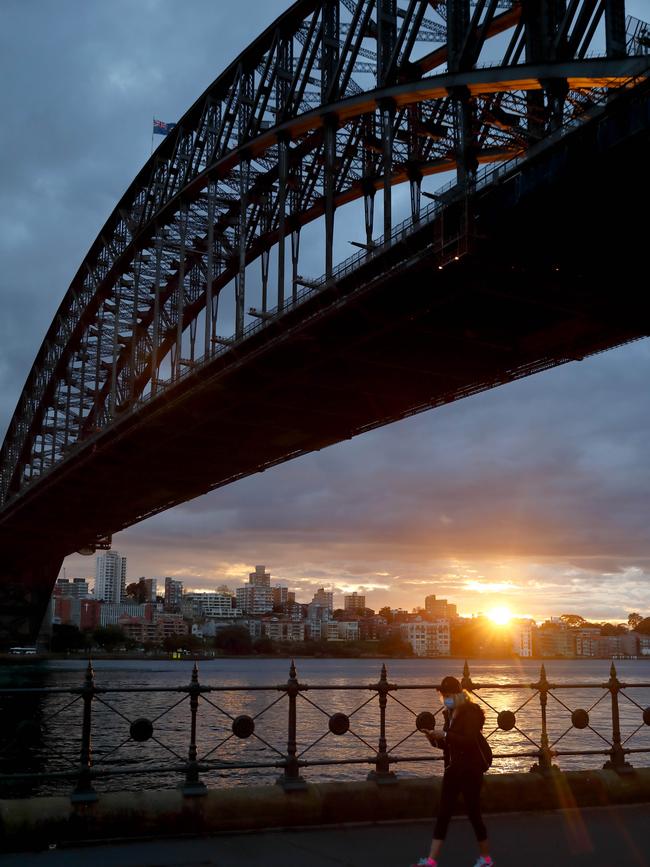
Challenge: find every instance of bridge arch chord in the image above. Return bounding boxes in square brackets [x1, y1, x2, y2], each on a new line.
[1, 0, 647, 511]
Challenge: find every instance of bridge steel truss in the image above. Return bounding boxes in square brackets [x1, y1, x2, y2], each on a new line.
[1, 0, 649, 534]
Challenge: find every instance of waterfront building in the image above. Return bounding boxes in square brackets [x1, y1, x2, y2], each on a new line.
[344, 592, 366, 613]
[261, 618, 305, 642]
[400, 620, 451, 656]
[95, 551, 127, 603]
[575, 627, 604, 657]
[424, 594, 458, 619]
[164, 577, 184, 610]
[511, 619, 535, 658]
[538, 622, 576, 657]
[118, 610, 187, 644]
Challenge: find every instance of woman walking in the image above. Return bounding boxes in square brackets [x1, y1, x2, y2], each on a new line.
[411, 675, 494, 867]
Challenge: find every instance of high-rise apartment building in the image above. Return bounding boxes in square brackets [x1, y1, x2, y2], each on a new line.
[312, 588, 334, 611]
[95, 552, 127, 603]
[424, 594, 458, 619]
[236, 584, 274, 615]
[249, 565, 271, 587]
[272, 585, 289, 607]
[164, 576, 184, 610]
[344, 592, 366, 613]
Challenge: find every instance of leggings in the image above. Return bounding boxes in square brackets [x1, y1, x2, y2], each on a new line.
[433, 764, 487, 842]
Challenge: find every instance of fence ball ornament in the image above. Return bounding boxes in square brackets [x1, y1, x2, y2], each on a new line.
[415, 711, 436, 732]
[130, 717, 154, 742]
[571, 708, 590, 730]
[497, 710, 516, 731]
[232, 714, 255, 739]
[329, 712, 350, 736]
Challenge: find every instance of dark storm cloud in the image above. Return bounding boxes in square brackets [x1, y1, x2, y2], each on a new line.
[2, 1, 650, 620]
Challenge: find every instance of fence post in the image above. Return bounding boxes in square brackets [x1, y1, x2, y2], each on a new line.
[183, 662, 207, 795]
[277, 659, 307, 790]
[603, 661, 632, 771]
[461, 659, 474, 691]
[531, 664, 554, 773]
[368, 663, 396, 784]
[71, 659, 98, 802]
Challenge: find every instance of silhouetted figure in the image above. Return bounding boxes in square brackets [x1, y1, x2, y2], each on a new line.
[411, 675, 494, 867]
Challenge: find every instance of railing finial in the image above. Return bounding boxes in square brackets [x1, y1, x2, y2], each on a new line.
[289, 658, 297, 680]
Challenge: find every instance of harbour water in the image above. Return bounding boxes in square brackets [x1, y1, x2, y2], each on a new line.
[1, 657, 649, 797]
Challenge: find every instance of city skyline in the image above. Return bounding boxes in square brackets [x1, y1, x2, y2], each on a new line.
[2, 0, 650, 630]
[62, 555, 642, 626]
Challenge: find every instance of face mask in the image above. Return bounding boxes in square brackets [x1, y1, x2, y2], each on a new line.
[444, 696, 456, 709]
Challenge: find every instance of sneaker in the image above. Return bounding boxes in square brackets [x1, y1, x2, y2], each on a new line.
[411, 859, 437, 867]
[473, 858, 494, 867]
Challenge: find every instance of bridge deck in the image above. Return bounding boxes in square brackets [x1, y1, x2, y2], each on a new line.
[5, 804, 649, 866]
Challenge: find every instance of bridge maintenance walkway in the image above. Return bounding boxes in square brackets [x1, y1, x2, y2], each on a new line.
[6, 803, 649, 867]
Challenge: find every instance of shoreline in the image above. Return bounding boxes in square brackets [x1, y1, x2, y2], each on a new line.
[1, 652, 648, 664]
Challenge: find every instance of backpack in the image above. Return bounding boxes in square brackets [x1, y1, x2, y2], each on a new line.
[475, 732, 493, 772]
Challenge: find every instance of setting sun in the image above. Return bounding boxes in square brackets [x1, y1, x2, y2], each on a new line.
[487, 606, 513, 626]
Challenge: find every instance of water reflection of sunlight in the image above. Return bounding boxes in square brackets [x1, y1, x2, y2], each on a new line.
[1, 658, 649, 795]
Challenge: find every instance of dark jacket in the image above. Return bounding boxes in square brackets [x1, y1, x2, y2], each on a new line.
[441, 700, 486, 772]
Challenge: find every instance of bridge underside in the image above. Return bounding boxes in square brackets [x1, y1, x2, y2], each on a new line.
[1, 79, 649, 649]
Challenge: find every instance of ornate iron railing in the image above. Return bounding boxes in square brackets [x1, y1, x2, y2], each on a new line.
[1, 660, 649, 801]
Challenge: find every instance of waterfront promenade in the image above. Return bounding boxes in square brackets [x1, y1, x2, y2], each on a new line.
[5, 804, 649, 867]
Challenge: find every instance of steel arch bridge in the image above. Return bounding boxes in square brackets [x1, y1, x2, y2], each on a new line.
[1, 0, 650, 646]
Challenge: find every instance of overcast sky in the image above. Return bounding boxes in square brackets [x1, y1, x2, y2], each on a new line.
[1, 0, 649, 623]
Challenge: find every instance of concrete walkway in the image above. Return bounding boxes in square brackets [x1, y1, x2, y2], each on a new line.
[5, 804, 649, 867]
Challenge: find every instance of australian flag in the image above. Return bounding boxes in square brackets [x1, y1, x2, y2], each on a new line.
[153, 119, 176, 136]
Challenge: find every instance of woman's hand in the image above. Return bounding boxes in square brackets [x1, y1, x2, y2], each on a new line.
[422, 728, 444, 747]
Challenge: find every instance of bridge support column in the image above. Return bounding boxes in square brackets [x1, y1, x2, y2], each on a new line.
[277, 134, 288, 308]
[324, 117, 337, 279]
[0, 550, 63, 651]
[605, 0, 626, 58]
[381, 100, 395, 239]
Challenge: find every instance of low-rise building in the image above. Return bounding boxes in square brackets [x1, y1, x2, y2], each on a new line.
[400, 620, 451, 656]
[261, 619, 305, 642]
[358, 615, 388, 641]
[183, 592, 236, 618]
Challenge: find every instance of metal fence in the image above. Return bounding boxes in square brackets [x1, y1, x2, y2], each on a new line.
[1, 659, 649, 802]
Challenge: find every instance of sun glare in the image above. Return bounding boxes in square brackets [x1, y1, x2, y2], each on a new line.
[487, 606, 513, 626]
